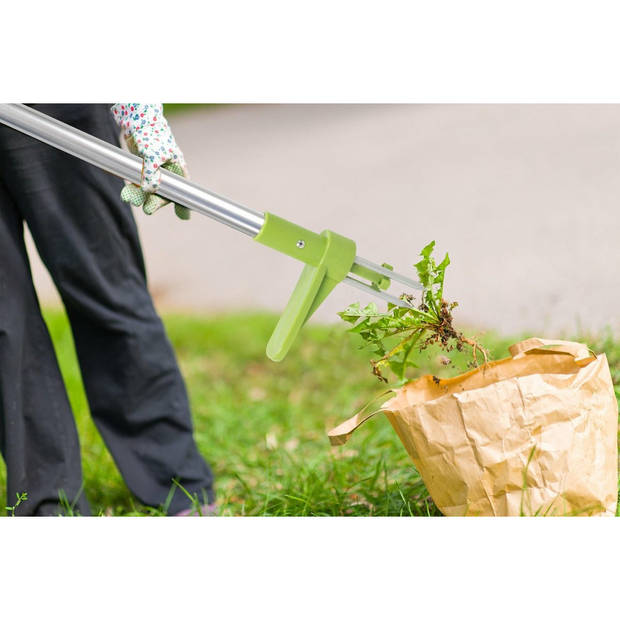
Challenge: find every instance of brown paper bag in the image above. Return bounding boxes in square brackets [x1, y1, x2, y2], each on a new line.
[329, 338, 618, 516]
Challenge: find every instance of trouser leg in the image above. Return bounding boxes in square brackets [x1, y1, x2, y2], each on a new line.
[0, 105, 214, 513]
[0, 181, 90, 516]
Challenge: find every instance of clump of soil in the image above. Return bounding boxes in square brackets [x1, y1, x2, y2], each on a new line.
[419, 300, 488, 364]
[369, 298, 488, 383]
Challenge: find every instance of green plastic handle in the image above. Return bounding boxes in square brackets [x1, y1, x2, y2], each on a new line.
[265, 263, 326, 361]
[254, 213, 356, 361]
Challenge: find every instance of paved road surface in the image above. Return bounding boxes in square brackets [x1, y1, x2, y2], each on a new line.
[27, 104, 620, 336]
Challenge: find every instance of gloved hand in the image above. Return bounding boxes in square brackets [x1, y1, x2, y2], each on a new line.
[111, 103, 190, 220]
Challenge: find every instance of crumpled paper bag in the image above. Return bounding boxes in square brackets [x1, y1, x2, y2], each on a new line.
[328, 338, 618, 516]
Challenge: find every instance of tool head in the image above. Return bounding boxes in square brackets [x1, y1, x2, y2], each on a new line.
[254, 212, 422, 360]
[345, 256, 423, 309]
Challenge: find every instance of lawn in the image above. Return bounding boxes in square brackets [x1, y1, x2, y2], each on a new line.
[1, 310, 618, 516]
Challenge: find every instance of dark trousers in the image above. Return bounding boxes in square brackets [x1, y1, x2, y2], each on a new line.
[0, 104, 214, 515]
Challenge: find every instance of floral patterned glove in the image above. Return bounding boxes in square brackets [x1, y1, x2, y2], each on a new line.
[111, 103, 190, 220]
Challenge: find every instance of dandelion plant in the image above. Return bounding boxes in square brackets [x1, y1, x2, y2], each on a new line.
[339, 241, 487, 383]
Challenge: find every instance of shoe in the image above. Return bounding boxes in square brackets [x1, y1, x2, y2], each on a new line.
[174, 503, 218, 516]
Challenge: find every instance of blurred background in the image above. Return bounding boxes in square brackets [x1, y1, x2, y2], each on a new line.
[26, 104, 620, 335]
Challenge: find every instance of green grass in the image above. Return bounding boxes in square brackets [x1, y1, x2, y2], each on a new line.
[163, 104, 219, 116]
[1, 310, 618, 516]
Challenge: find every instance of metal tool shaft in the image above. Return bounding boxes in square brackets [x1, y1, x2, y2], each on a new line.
[0, 103, 422, 308]
[0, 103, 265, 237]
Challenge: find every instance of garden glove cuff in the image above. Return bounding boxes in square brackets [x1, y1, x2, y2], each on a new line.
[111, 103, 190, 220]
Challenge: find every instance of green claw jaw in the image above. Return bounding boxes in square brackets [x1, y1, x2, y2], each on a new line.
[349, 261, 392, 291]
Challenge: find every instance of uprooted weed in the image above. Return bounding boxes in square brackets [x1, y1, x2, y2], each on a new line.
[339, 241, 488, 383]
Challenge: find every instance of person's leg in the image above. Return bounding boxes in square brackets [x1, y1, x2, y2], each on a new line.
[0, 181, 90, 516]
[0, 105, 214, 513]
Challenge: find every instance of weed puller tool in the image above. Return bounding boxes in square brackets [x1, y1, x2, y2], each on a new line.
[0, 104, 422, 361]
